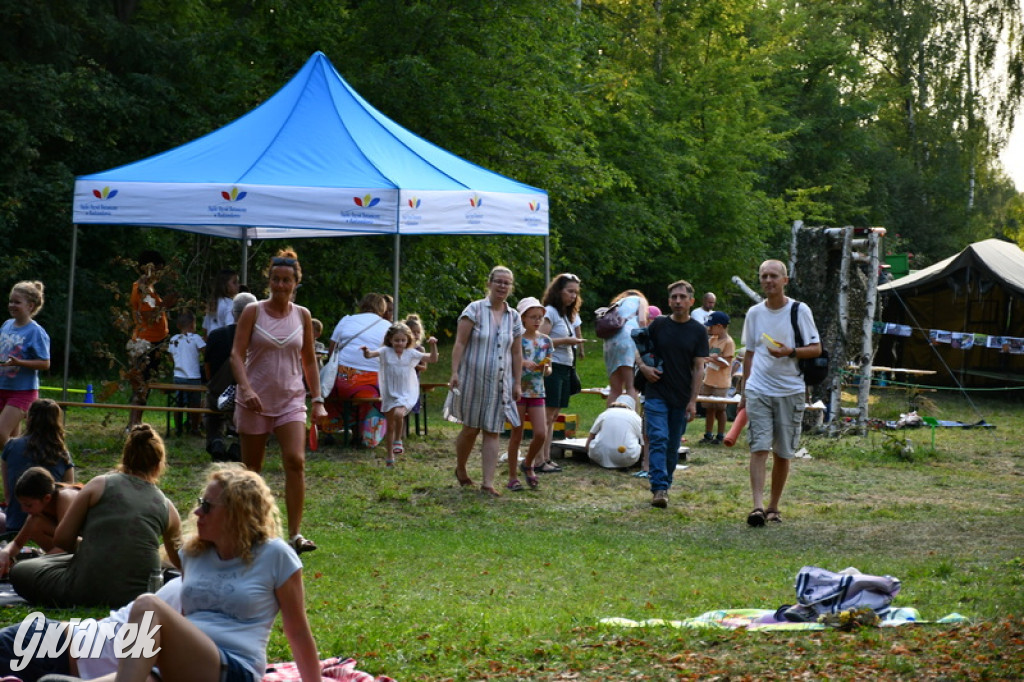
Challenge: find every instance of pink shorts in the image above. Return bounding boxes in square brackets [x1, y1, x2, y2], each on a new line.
[518, 397, 545, 408]
[234, 404, 307, 435]
[0, 390, 38, 412]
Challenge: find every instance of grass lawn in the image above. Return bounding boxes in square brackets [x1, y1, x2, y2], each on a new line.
[16, 346, 1024, 681]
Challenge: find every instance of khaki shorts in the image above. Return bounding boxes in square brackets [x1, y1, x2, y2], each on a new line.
[745, 390, 805, 458]
[700, 384, 729, 411]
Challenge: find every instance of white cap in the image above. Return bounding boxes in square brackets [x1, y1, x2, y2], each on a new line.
[611, 394, 636, 410]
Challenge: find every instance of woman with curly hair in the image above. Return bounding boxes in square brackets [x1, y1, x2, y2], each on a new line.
[10, 423, 181, 608]
[97, 464, 322, 682]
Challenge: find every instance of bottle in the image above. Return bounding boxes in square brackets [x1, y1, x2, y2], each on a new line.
[84, 384, 95, 403]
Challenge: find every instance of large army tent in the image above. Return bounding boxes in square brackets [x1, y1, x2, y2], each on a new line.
[877, 239, 1024, 385]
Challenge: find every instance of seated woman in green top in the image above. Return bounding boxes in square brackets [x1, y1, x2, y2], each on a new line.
[10, 424, 182, 607]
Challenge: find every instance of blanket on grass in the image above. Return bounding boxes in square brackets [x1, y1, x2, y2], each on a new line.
[600, 608, 968, 631]
[263, 657, 395, 682]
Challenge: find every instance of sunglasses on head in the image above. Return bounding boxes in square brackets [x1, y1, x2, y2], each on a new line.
[271, 257, 297, 267]
[561, 273, 580, 283]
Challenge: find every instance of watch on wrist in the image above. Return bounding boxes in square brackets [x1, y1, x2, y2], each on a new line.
[788, 349, 797, 359]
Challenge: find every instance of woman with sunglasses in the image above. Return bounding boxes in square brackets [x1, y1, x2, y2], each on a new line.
[84, 465, 322, 682]
[538, 273, 586, 473]
[230, 249, 326, 554]
[447, 266, 523, 496]
[10, 424, 182, 608]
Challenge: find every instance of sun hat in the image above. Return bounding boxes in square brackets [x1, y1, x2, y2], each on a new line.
[705, 311, 730, 327]
[516, 296, 545, 315]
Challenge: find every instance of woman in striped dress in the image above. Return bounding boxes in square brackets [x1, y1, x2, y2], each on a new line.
[447, 266, 523, 496]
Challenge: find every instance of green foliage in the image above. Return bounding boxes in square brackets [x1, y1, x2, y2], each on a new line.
[1, 0, 1021, 376]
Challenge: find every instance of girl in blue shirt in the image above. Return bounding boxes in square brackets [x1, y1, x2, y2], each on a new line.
[0, 281, 51, 449]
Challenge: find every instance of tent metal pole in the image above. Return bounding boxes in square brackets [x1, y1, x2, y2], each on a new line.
[62, 225, 79, 400]
[544, 234, 551, 284]
[393, 233, 401, 318]
[240, 229, 249, 285]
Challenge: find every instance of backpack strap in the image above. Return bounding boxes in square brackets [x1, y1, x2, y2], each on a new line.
[789, 300, 804, 348]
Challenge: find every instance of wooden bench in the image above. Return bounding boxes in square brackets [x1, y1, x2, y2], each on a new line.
[322, 383, 450, 446]
[56, 401, 217, 437]
[148, 382, 209, 437]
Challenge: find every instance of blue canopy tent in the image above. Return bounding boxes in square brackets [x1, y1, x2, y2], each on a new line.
[66, 51, 549, 392]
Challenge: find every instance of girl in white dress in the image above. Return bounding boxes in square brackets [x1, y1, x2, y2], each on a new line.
[362, 322, 438, 465]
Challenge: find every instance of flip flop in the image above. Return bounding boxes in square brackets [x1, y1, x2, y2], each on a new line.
[290, 534, 318, 554]
[747, 508, 766, 527]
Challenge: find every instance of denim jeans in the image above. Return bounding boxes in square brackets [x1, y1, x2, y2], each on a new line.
[644, 397, 688, 491]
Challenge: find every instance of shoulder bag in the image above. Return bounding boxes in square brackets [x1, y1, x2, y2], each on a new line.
[594, 302, 626, 339]
[319, 316, 387, 399]
[563, 314, 583, 395]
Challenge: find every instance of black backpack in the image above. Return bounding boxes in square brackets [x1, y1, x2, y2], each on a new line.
[790, 301, 829, 386]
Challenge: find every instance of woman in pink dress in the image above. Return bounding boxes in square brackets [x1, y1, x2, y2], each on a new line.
[230, 249, 327, 554]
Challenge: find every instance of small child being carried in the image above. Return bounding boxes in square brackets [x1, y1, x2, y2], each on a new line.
[362, 322, 438, 466]
[506, 297, 553, 491]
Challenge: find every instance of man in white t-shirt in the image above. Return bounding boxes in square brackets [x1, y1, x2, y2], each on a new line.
[585, 394, 643, 468]
[690, 292, 716, 326]
[739, 260, 821, 527]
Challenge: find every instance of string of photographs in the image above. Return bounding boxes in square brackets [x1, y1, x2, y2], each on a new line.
[872, 322, 1024, 354]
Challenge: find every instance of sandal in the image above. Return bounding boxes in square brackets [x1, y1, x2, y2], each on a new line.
[537, 460, 562, 473]
[765, 509, 782, 524]
[290, 534, 318, 554]
[455, 468, 475, 488]
[507, 479, 524, 492]
[523, 467, 539, 489]
[385, 458, 395, 467]
[746, 508, 766, 527]
[392, 441, 404, 456]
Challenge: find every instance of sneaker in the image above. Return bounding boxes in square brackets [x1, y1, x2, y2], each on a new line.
[651, 490, 668, 508]
[699, 434, 715, 445]
[713, 435, 725, 445]
[632, 470, 649, 478]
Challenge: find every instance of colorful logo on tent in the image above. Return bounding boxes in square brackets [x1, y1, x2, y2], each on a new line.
[354, 194, 380, 208]
[528, 200, 542, 212]
[469, 195, 483, 208]
[407, 197, 421, 209]
[221, 187, 247, 202]
[92, 187, 118, 200]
